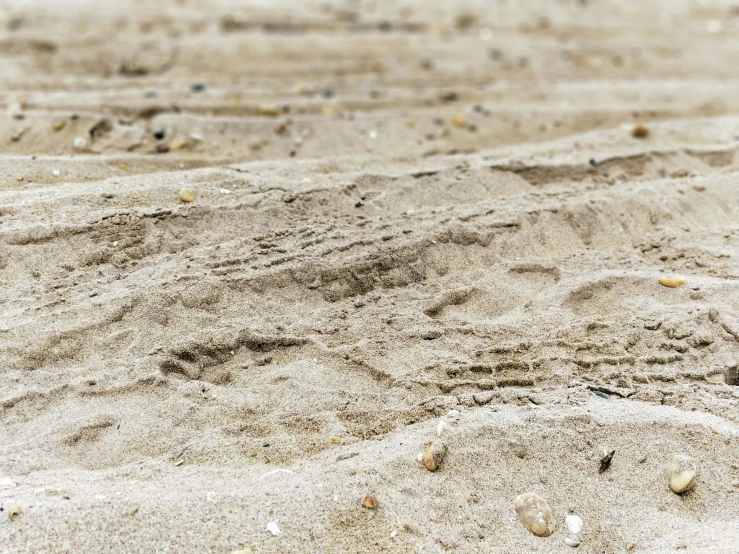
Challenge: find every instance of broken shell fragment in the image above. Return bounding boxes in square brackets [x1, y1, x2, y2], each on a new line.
[436, 420, 447, 437]
[361, 495, 379, 509]
[564, 537, 580, 547]
[659, 276, 685, 288]
[514, 492, 555, 537]
[566, 514, 583, 534]
[8, 506, 21, 520]
[669, 454, 697, 493]
[266, 520, 281, 536]
[419, 440, 447, 472]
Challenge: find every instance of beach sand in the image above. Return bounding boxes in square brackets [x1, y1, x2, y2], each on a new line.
[1, 1, 739, 552]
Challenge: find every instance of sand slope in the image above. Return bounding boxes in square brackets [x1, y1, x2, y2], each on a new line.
[2, 1, 739, 553]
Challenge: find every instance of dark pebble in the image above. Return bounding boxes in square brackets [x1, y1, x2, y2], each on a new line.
[589, 158, 597, 167]
[153, 129, 166, 140]
[593, 390, 610, 399]
[191, 82, 206, 93]
[323, 87, 335, 98]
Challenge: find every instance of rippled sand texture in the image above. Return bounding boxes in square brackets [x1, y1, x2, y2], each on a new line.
[2, 1, 739, 553]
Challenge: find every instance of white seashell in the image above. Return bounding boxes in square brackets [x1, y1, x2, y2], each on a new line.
[514, 492, 555, 537]
[446, 409, 459, 418]
[565, 537, 580, 547]
[436, 420, 447, 437]
[669, 455, 697, 493]
[73, 136, 87, 150]
[266, 520, 281, 536]
[566, 514, 583, 534]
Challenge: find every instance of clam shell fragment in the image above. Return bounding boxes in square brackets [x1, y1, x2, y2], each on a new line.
[514, 492, 555, 537]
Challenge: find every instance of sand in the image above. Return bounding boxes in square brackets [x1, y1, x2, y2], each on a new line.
[2, 0, 739, 552]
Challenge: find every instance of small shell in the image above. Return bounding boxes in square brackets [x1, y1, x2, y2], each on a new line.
[266, 520, 281, 536]
[514, 492, 555, 537]
[420, 440, 447, 472]
[566, 514, 583, 534]
[669, 455, 697, 493]
[565, 537, 580, 547]
[436, 420, 447, 437]
[361, 495, 379, 509]
[8, 506, 21, 520]
[179, 188, 196, 203]
[659, 276, 685, 288]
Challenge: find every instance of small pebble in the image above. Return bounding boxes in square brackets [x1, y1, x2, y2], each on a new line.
[511, 443, 528, 459]
[190, 82, 206, 93]
[419, 440, 447, 472]
[514, 492, 555, 537]
[169, 139, 190, 151]
[565, 537, 581, 547]
[52, 120, 66, 131]
[153, 129, 166, 140]
[52, 169, 61, 176]
[670, 454, 697, 493]
[101, 192, 114, 199]
[73, 136, 87, 150]
[179, 188, 196, 203]
[361, 495, 379, 509]
[8, 506, 20, 520]
[659, 276, 685, 288]
[593, 390, 610, 400]
[452, 114, 466, 128]
[8, 102, 25, 119]
[260, 104, 280, 117]
[446, 409, 459, 418]
[631, 124, 649, 138]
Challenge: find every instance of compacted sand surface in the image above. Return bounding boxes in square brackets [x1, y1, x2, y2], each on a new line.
[1, 1, 739, 553]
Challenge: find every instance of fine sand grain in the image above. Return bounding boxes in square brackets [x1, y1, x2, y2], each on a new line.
[2, 1, 739, 553]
